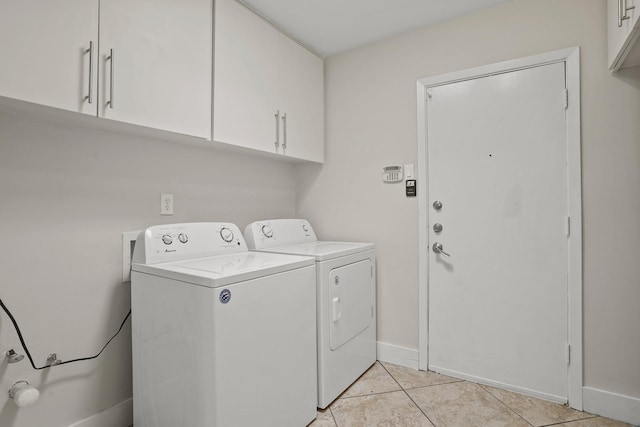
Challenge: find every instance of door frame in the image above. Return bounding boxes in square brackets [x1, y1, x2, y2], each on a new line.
[416, 47, 583, 409]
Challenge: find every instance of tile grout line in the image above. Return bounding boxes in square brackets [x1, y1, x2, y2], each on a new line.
[379, 361, 438, 427]
[479, 384, 603, 427]
[401, 379, 466, 391]
[327, 406, 339, 427]
[538, 414, 601, 427]
[479, 384, 535, 427]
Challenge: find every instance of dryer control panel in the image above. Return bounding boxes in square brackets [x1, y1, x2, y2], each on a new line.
[133, 222, 247, 265]
[244, 219, 317, 249]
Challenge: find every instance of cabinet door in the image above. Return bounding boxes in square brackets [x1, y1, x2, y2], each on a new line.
[608, 0, 640, 69]
[99, 0, 212, 138]
[278, 35, 325, 163]
[0, 0, 98, 115]
[213, 0, 280, 154]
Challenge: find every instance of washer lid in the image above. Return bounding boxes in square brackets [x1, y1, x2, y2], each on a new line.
[255, 241, 375, 261]
[132, 251, 315, 288]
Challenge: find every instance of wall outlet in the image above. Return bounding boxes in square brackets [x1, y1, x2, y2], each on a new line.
[161, 194, 174, 215]
[122, 231, 141, 283]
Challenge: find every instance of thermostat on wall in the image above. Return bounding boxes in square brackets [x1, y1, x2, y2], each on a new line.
[382, 165, 403, 183]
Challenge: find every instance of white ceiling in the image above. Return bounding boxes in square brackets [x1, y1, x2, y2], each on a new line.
[239, 0, 511, 57]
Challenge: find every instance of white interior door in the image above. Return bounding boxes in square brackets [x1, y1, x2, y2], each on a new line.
[427, 62, 569, 401]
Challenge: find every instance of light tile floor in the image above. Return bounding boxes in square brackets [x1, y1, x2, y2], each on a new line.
[309, 361, 632, 427]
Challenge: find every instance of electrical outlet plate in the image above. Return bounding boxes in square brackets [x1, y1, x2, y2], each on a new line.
[161, 194, 174, 215]
[122, 231, 141, 283]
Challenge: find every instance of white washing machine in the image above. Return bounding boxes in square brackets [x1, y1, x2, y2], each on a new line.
[244, 219, 376, 408]
[131, 222, 317, 427]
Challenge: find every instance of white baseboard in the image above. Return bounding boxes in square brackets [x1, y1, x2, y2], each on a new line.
[429, 365, 566, 404]
[68, 398, 132, 427]
[583, 387, 640, 426]
[376, 341, 419, 369]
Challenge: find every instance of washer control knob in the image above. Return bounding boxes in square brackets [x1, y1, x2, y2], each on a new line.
[261, 225, 273, 238]
[161, 234, 173, 245]
[178, 233, 188, 244]
[220, 227, 234, 243]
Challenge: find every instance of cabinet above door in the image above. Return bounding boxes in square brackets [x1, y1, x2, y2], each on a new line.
[608, 0, 640, 70]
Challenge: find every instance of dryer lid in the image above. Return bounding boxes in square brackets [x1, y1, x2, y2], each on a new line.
[255, 241, 374, 261]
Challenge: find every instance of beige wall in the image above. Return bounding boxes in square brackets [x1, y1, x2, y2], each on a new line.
[0, 110, 296, 426]
[296, 0, 640, 399]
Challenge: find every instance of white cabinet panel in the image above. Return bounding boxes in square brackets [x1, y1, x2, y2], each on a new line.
[0, 0, 98, 115]
[213, 0, 279, 152]
[279, 35, 325, 163]
[608, 0, 640, 70]
[0, 0, 322, 160]
[99, 0, 212, 138]
[213, 0, 324, 163]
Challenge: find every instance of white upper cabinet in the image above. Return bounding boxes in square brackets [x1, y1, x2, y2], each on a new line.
[214, 0, 325, 163]
[213, 0, 280, 154]
[0, 0, 99, 115]
[0, 0, 323, 161]
[0, 0, 211, 138]
[608, 0, 640, 70]
[278, 34, 325, 163]
[99, 0, 212, 138]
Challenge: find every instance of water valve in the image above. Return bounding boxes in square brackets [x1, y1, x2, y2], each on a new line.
[46, 353, 62, 367]
[5, 349, 24, 363]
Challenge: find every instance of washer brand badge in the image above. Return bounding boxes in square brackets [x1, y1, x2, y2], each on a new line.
[164, 249, 176, 253]
[219, 289, 231, 304]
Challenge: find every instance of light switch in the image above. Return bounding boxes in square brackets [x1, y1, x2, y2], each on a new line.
[404, 164, 415, 179]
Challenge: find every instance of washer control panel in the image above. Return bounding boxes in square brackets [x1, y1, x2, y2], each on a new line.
[133, 222, 247, 265]
[244, 219, 317, 250]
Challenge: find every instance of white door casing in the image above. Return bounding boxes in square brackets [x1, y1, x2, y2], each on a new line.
[417, 48, 583, 409]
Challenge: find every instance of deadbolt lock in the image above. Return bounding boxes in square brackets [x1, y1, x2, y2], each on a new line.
[433, 201, 443, 210]
[433, 223, 443, 233]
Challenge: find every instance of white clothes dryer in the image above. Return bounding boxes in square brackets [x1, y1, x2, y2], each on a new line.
[244, 219, 376, 408]
[131, 222, 317, 427]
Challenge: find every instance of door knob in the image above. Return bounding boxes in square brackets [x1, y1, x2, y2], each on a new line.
[432, 242, 450, 257]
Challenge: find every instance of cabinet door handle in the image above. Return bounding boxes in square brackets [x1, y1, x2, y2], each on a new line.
[620, 0, 634, 26]
[107, 49, 114, 109]
[282, 112, 287, 153]
[86, 41, 94, 104]
[274, 110, 280, 150]
[625, 0, 636, 16]
[619, 0, 624, 27]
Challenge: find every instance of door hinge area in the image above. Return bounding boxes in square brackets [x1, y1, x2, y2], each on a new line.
[566, 344, 571, 365]
[564, 88, 569, 109]
[566, 216, 571, 237]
